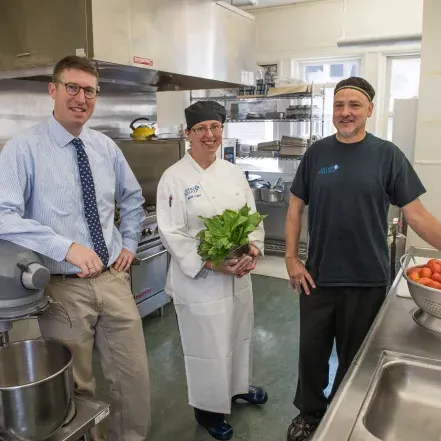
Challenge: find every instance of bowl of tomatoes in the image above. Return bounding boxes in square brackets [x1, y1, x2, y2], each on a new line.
[403, 258, 441, 318]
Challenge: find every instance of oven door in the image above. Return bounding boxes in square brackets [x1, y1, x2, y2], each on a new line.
[131, 240, 168, 305]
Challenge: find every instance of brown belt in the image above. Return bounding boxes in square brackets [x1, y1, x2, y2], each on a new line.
[52, 267, 111, 279]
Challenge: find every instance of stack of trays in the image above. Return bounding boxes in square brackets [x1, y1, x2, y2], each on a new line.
[280, 136, 311, 156]
[257, 140, 280, 151]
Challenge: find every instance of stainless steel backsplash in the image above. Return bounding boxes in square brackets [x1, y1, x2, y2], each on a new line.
[0, 79, 157, 147]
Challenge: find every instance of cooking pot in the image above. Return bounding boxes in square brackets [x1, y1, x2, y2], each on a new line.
[248, 179, 270, 201]
[130, 118, 156, 140]
[250, 186, 260, 201]
[260, 187, 284, 203]
[0, 339, 74, 440]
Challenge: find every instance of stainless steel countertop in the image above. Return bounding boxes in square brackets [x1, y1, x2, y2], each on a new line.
[312, 246, 441, 441]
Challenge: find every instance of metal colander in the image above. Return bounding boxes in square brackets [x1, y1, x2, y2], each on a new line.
[402, 260, 441, 319]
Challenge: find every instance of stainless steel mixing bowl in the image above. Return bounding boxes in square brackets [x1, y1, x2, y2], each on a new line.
[0, 339, 74, 440]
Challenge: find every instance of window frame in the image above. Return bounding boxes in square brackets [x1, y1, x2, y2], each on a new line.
[296, 56, 364, 84]
[382, 52, 421, 140]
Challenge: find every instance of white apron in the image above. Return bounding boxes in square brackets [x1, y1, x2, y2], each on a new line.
[156, 153, 264, 414]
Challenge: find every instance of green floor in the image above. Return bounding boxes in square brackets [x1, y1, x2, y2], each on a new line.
[93, 275, 336, 440]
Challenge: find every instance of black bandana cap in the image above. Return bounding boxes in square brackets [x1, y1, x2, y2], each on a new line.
[185, 101, 227, 129]
[334, 77, 375, 102]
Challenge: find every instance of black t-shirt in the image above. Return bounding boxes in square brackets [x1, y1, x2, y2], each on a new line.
[291, 133, 426, 287]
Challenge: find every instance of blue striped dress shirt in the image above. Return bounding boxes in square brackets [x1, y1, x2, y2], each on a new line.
[0, 114, 145, 274]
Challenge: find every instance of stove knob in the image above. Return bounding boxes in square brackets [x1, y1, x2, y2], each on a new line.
[18, 262, 51, 290]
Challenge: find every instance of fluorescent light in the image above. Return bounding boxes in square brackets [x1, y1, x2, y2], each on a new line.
[337, 33, 422, 48]
[231, 0, 258, 6]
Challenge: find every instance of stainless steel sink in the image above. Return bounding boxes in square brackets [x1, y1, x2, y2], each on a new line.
[350, 352, 441, 441]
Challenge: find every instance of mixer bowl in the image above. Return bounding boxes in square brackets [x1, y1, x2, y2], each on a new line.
[0, 339, 74, 440]
[403, 265, 441, 319]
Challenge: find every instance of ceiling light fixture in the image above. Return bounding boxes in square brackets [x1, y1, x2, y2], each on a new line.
[231, 0, 258, 6]
[337, 33, 422, 48]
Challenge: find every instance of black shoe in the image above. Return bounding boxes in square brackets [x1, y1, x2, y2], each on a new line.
[286, 414, 319, 441]
[196, 419, 233, 440]
[194, 409, 233, 441]
[232, 385, 268, 405]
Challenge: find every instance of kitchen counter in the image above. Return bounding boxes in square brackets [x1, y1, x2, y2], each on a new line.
[312, 246, 441, 441]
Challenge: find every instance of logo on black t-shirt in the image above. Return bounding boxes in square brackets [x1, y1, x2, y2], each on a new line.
[318, 164, 340, 175]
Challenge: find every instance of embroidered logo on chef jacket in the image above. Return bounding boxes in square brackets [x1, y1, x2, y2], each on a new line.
[318, 164, 340, 175]
[184, 185, 201, 200]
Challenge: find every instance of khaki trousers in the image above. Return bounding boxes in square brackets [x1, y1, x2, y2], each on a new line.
[38, 268, 151, 441]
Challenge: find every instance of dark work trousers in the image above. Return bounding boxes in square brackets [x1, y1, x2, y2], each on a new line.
[194, 408, 225, 425]
[294, 285, 387, 423]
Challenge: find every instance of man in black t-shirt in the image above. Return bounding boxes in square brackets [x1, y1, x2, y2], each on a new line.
[285, 77, 441, 441]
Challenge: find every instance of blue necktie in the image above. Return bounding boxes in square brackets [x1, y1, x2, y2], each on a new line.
[72, 138, 110, 267]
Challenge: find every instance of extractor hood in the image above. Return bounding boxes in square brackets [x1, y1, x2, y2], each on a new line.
[0, 0, 256, 92]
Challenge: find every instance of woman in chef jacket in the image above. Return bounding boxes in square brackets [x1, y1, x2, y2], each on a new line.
[156, 101, 268, 441]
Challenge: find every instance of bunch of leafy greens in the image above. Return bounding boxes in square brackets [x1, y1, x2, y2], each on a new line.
[196, 204, 266, 264]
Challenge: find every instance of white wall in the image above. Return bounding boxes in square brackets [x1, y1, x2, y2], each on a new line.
[156, 0, 424, 136]
[253, 0, 422, 62]
[252, 0, 423, 135]
[407, 0, 441, 248]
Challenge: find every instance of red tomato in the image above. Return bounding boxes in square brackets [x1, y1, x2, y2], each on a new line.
[420, 267, 433, 278]
[418, 278, 432, 286]
[428, 280, 441, 290]
[432, 273, 441, 283]
[428, 261, 441, 274]
[408, 269, 421, 281]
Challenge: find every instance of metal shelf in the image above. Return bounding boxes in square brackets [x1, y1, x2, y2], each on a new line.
[191, 93, 324, 102]
[227, 118, 324, 123]
[264, 239, 307, 259]
[237, 155, 303, 160]
[256, 200, 289, 208]
[264, 239, 286, 255]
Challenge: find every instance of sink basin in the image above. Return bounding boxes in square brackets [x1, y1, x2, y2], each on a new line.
[360, 354, 441, 441]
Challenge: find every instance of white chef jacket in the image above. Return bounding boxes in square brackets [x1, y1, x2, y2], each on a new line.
[156, 152, 265, 413]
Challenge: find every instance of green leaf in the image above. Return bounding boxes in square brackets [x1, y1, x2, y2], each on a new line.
[196, 204, 266, 262]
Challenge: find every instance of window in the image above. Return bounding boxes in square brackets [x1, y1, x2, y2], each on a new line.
[297, 58, 362, 138]
[299, 58, 361, 84]
[384, 55, 421, 140]
[224, 121, 274, 146]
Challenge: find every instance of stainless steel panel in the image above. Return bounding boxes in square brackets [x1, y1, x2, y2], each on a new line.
[137, 291, 170, 319]
[137, 237, 162, 251]
[256, 203, 308, 243]
[0, 0, 256, 91]
[0, 0, 90, 71]
[128, 0, 255, 85]
[0, 79, 156, 141]
[131, 244, 168, 304]
[115, 139, 186, 206]
[91, 0, 130, 66]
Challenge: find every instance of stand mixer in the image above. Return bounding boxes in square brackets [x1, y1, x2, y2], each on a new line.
[0, 240, 109, 441]
[0, 239, 53, 345]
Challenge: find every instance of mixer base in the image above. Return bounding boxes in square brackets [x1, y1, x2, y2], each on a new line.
[0, 396, 109, 441]
[412, 307, 441, 333]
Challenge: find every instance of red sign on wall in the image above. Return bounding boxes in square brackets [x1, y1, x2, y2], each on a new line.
[133, 56, 154, 67]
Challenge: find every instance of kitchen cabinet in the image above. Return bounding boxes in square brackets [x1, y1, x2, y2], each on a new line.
[0, 0, 89, 71]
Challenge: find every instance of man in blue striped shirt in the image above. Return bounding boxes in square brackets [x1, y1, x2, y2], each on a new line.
[0, 56, 151, 441]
